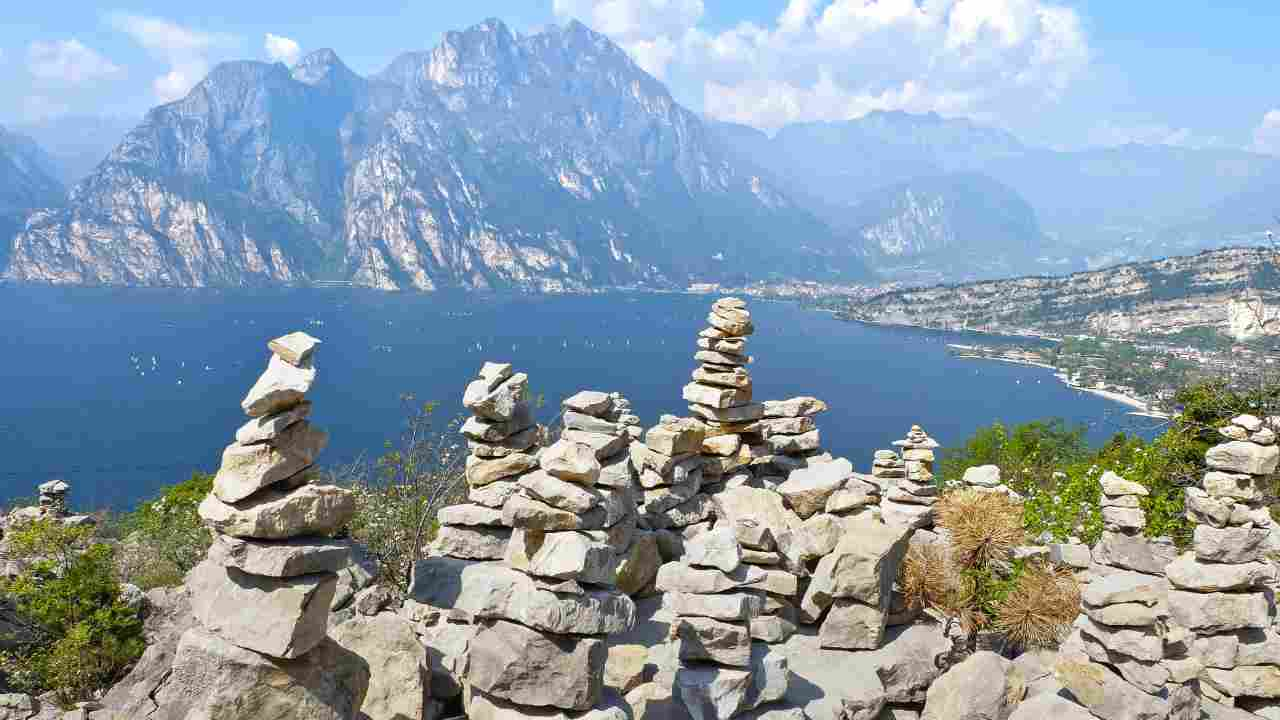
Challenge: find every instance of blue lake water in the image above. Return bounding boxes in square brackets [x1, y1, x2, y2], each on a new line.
[0, 286, 1153, 510]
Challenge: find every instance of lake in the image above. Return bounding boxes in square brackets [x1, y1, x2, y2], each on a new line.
[0, 286, 1153, 510]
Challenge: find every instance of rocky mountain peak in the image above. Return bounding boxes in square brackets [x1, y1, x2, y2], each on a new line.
[291, 49, 362, 92]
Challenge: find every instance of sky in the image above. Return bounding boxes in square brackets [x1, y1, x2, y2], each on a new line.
[2, 1, 1278, 154]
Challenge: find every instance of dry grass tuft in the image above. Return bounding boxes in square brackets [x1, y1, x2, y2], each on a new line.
[899, 541, 985, 632]
[936, 489, 1026, 569]
[992, 562, 1082, 649]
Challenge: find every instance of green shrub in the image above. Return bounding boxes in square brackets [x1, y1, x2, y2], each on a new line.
[939, 419, 1089, 496]
[0, 521, 145, 703]
[114, 472, 214, 589]
[330, 399, 468, 594]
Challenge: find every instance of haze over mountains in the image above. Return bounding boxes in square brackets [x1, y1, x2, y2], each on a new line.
[1, 18, 1277, 290]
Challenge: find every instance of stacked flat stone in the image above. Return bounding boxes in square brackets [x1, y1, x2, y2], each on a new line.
[960, 464, 1020, 498]
[633, 417, 712, 543]
[437, 362, 540, 561]
[1091, 469, 1178, 577]
[37, 479, 69, 515]
[192, 331, 358, 661]
[751, 397, 833, 484]
[878, 425, 940, 529]
[684, 298, 763, 483]
[654, 528, 791, 720]
[1169, 415, 1280, 713]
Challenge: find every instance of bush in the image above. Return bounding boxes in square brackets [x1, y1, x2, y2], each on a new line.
[330, 398, 468, 594]
[0, 520, 144, 703]
[938, 419, 1089, 496]
[992, 562, 1081, 649]
[114, 472, 214, 590]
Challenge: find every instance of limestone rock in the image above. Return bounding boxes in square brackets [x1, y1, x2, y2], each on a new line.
[1206, 441, 1280, 475]
[503, 494, 606, 531]
[520, 470, 603, 513]
[468, 619, 604, 711]
[1203, 666, 1280, 699]
[143, 628, 369, 720]
[921, 651, 1016, 720]
[819, 599, 885, 650]
[505, 529, 617, 585]
[1054, 661, 1168, 720]
[207, 535, 352, 578]
[762, 397, 827, 418]
[188, 559, 336, 659]
[213, 421, 329, 503]
[1194, 525, 1270, 564]
[1081, 571, 1166, 607]
[778, 458, 852, 519]
[409, 558, 636, 635]
[672, 616, 752, 667]
[242, 354, 316, 417]
[1203, 471, 1263, 501]
[685, 528, 742, 572]
[433, 525, 511, 560]
[606, 645, 652, 695]
[461, 406, 536, 443]
[646, 420, 706, 457]
[616, 532, 662, 596]
[665, 592, 761, 621]
[801, 516, 910, 620]
[1007, 694, 1094, 720]
[269, 331, 321, 367]
[464, 372, 528, 422]
[437, 503, 505, 527]
[1167, 553, 1275, 592]
[235, 401, 312, 445]
[962, 465, 1002, 488]
[330, 613, 427, 720]
[466, 453, 540, 487]
[1099, 471, 1148, 497]
[541, 440, 603, 484]
[198, 483, 355, 540]
[1168, 589, 1269, 632]
[1091, 531, 1177, 575]
[563, 391, 613, 416]
[675, 643, 787, 720]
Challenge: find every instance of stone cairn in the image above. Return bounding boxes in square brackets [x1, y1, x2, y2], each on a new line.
[435, 362, 539, 562]
[1050, 470, 1201, 720]
[1172, 414, 1280, 714]
[877, 425, 941, 529]
[655, 526, 792, 720]
[413, 370, 642, 720]
[634, 418, 711, 551]
[176, 331, 366, 718]
[683, 297, 759, 461]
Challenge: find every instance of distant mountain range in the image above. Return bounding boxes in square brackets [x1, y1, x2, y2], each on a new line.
[2, 20, 863, 290]
[1, 18, 1277, 290]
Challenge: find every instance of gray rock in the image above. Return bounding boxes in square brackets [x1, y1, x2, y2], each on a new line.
[1074, 615, 1163, 661]
[1054, 661, 1168, 720]
[1166, 552, 1275, 591]
[432, 525, 511, 560]
[330, 613, 427, 720]
[188, 559, 336, 659]
[762, 397, 828, 418]
[503, 494, 606, 531]
[468, 619, 604, 711]
[235, 401, 312, 445]
[0, 694, 34, 720]
[213, 421, 329, 503]
[141, 628, 369, 720]
[520, 470, 603, 513]
[1081, 570, 1166, 607]
[269, 331, 321, 367]
[1185, 487, 1232, 528]
[645, 420, 706, 457]
[1206, 441, 1280, 475]
[1091, 531, 1177, 575]
[418, 621, 479, 699]
[564, 429, 630, 461]
[962, 465, 1002, 488]
[665, 592, 761, 621]
[563, 390, 614, 416]
[685, 528, 742, 572]
[672, 616, 752, 667]
[1194, 525, 1270, 564]
[1168, 589, 1269, 633]
[1099, 471, 1148, 497]
[505, 529, 617, 585]
[1007, 694, 1094, 720]
[464, 372, 528, 422]
[801, 516, 910, 621]
[825, 480, 879, 514]
[241, 354, 316, 417]
[564, 410, 627, 436]
[437, 503, 505, 527]
[777, 459, 852, 518]
[198, 483, 354, 540]
[597, 451, 636, 489]
[1203, 666, 1280, 699]
[409, 558, 636, 635]
[1044, 542, 1089, 569]
[616, 532, 662, 596]
[469, 426, 540, 458]
[466, 452, 539, 487]
[541, 439, 603, 484]
[461, 405, 536, 443]
[207, 535, 352, 577]
[921, 651, 1016, 720]
[820, 599, 885, 650]
[675, 643, 787, 720]
[1203, 471, 1263, 501]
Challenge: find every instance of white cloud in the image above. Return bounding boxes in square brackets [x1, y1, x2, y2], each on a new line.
[26, 39, 121, 86]
[264, 33, 301, 65]
[1253, 110, 1280, 156]
[109, 13, 236, 103]
[555, 0, 1090, 132]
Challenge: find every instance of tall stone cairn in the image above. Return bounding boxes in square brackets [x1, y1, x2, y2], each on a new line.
[1171, 414, 1280, 713]
[182, 331, 368, 720]
[684, 297, 762, 485]
[436, 362, 540, 561]
[1053, 470, 1200, 720]
[655, 527, 792, 720]
[878, 425, 941, 529]
[418, 372, 641, 719]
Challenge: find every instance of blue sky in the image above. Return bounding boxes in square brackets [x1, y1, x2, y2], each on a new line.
[3, 1, 1278, 153]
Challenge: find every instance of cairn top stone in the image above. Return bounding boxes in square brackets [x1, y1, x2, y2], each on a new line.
[962, 465, 1001, 488]
[38, 479, 70, 495]
[563, 390, 613, 416]
[714, 297, 747, 310]
[1232, 414, 1264, 432]
[268, 331, 320, 367]
[1099, 471, 1148, 497]
[478, 362, 514, 386]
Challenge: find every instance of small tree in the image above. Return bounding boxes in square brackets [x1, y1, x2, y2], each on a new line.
[330, 397, 469, 594]
[114, 472, 214, 589]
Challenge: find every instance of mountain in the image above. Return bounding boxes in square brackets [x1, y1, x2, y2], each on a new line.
[846, 246, 1280, 341]
[4, 20, 867, 290]
[11, 115, 140, 185]
[712, 112, 1280, 279]
[0, 126, 64, 269]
